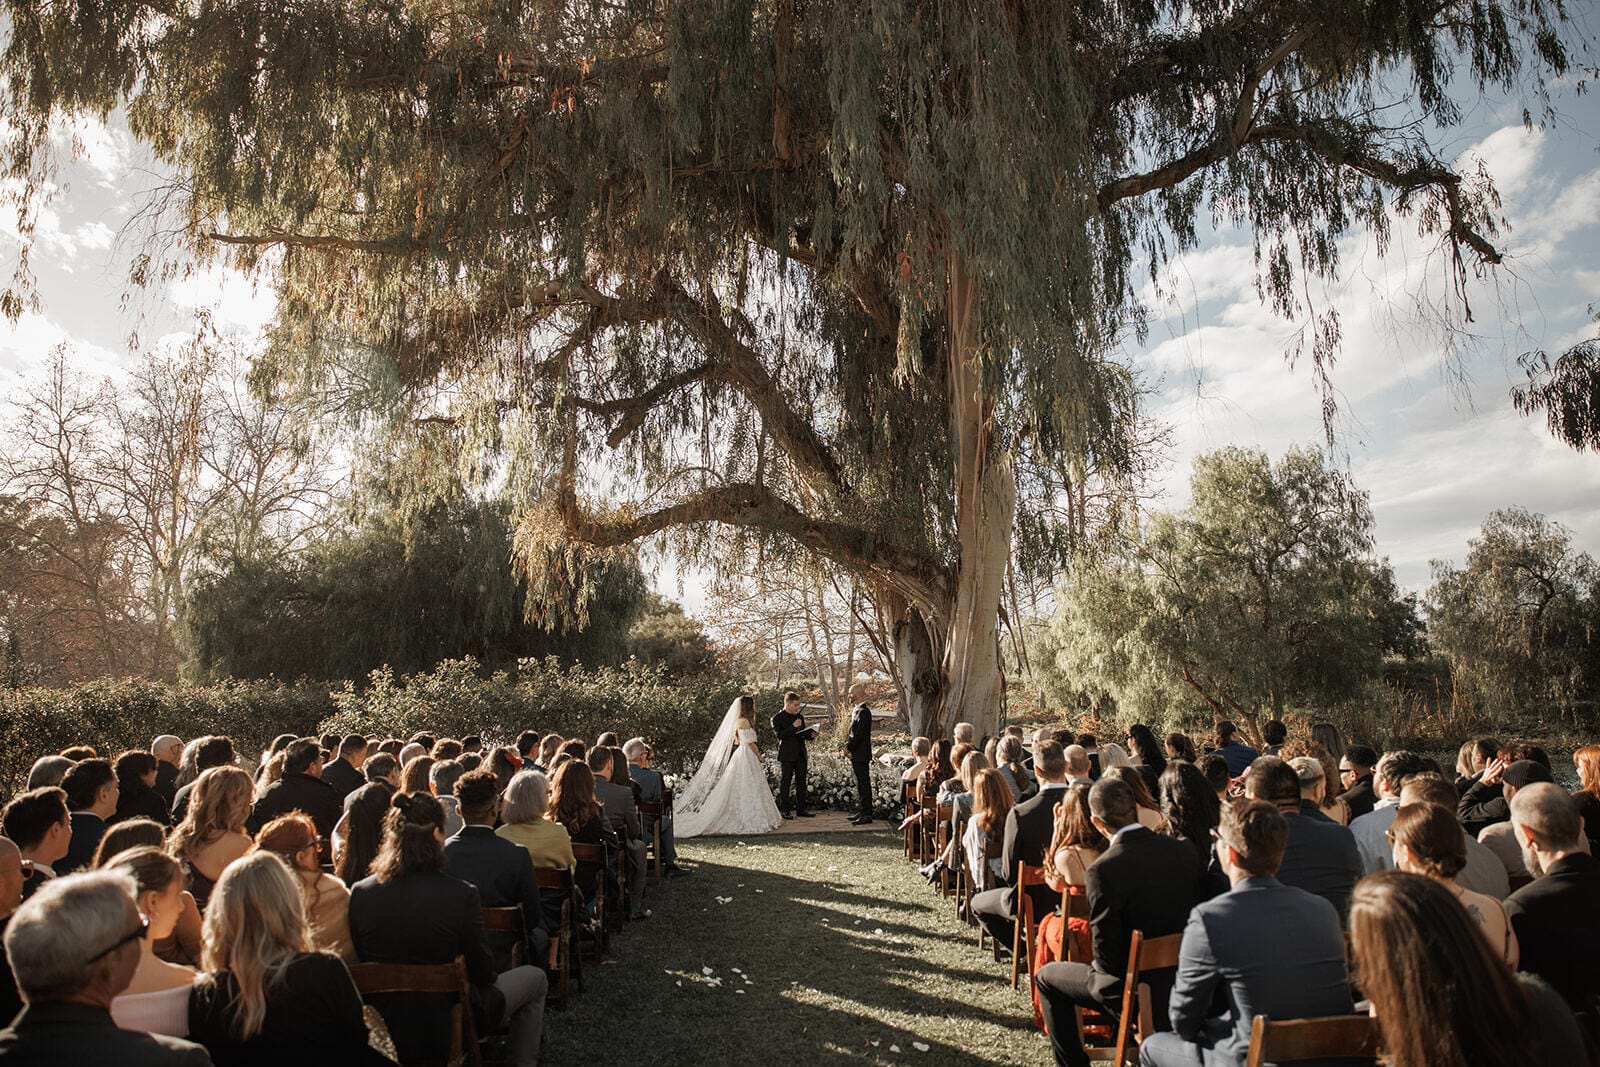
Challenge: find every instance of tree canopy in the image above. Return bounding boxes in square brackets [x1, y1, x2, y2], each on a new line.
[1, 0, 1580, 732]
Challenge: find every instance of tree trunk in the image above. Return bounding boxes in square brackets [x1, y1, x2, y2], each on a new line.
[890, 597, 943, 737]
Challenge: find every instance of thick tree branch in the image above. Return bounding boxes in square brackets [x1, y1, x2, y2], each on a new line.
[576, 362, 717, 448]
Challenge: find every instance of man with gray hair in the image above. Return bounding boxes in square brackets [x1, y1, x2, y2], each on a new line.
[953, 722, 976, 746]
[149, 736, 182, 809]
[625, 740, 686, 878]
[1506, 783, 1600, 1025]
[0, 871, 211, 1062]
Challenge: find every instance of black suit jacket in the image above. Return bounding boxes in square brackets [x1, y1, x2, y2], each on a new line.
[113, 782, 171, 828]
[1085, 826, 1207, 1004]
[1506, 853, 1600, 1019]
[1459, 777, 1511, 838]
[57, 812, 104, 876]
[0, 918, 19, 1029]
[1276, 810, 1362, 921]
[0, 1002, 211, 1065]
[772, 710, 813, 765]
[154, 761, 179, 808]
[187, 951, 384, 1066]
[1000, 783, 1071, 920]
[319, 758, 365, 803]
[1335, 775, 1377, 822]
[444, 825, 553, 967]
[246, 772, 341, 847]
[846, 703, 873, 765]
[348, 870, 504, 1064]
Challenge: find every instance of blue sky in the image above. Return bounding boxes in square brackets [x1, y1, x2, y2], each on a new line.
[2, 79, 1598, 615]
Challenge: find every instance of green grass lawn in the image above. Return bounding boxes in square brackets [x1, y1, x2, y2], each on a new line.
[542, 830, 1053, 1065]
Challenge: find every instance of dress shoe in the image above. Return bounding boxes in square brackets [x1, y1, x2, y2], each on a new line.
[665, 865, 693, 878]
[851, 815, 874, 825]
[796, 810, 817, 818]
[782, 811, 796, 820]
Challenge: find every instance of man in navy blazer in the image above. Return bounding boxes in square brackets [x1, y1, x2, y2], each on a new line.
[1246, 758, 1361, 922]
[442, 770, 552, 970]
[1139, 800, 1358, 1067]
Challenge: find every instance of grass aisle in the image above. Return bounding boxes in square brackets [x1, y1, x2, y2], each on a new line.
[543, 830, 1052, 1065]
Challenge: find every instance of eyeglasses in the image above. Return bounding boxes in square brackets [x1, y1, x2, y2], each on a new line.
[88, 913, 149, 962]
[1338, 766, 1356, 776]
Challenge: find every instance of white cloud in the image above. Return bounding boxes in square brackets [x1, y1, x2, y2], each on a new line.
[50, 117, 132, 189]
[168, 264, 279, 334]
[0, 312, 128, 394]
[1459, 125, 1544, 198]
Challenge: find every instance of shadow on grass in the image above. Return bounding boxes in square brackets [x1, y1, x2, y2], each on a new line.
[541, 834, 1048, 1065]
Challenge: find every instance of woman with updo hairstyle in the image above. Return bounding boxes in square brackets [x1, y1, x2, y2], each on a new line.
[106, 846, 199, 1036]
[189, 851, 384, 1065]
[1348, 870, 1586, 1067]
[169, 766, 254, 911]
[1165, 732, 1198, 763]
[1388, 802, 1517, 966]
[347, 791, 546, 1066]
[255, 813, 354, 962]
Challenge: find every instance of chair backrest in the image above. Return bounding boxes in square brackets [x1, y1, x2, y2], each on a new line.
[571, 841, 607, 864]
[1244, 1014, 1381, 1067]
[533, 865, 574, 892]
[1114, 928, 1186, 1058]
[1015, 862, 1048, 922]
[637, 800, 663, 817]
[661, 787, 674, 816]
[348, 955, 475, 1063]
[482, 904, 525, 936]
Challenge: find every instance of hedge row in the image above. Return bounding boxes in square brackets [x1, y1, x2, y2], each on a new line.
[0, 659, 787, 798]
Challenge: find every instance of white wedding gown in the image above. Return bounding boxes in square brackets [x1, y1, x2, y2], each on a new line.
[675, 727, 785, 838]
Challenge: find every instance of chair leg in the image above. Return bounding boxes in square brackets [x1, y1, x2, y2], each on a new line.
[1010, 915, 1023, 988]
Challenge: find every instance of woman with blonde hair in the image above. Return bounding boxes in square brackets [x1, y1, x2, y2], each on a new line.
[106, 846, 199, 1037]
[169, 766, 254, 911]
[254, 814, 354, 962]
[188, 851, 382, 1064]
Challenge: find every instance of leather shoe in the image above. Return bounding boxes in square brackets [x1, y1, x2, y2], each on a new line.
[796, 810, 817, 818]
[665, 865, 693, 878]
[851, 815, 873, 825]
[781, 811, 796, 820]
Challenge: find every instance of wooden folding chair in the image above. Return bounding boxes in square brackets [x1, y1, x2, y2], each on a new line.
[902, 781, 918, 860]
[1010, 862, 1049, 988]
[1108, 929, 1184, 1064]
[638, 798, 665, 879]
[349, 955, 480, 1067]
[1244, 1013, 1380, 1067]
[933, 801, 955, 897]
[534, 866, 577, 1005]
[571, 841, 611, 955]
[481, 905, 526, 969]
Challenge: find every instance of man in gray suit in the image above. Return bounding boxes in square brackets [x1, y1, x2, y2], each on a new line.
[588, 748, 649, 920]
[625, 739, 688, 878]
[1140, 799, 1358, 1067]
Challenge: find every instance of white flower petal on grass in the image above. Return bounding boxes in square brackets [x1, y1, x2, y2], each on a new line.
[735, 989, 746, 994]
[702, 966, 714, 976]
[912, 1042, 930, 1052]
[889, 1045, 901, 1054]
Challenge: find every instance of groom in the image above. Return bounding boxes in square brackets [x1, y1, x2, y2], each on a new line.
[772, 691, 817, 819]
[846, 683, 874, 824]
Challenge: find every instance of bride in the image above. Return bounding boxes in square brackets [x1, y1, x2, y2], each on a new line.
[674, 695, 785, 838]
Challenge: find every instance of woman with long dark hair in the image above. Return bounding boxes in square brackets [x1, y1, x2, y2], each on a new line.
[332, 783, 389, 886]
[1165, 732, 1198, 763]
[1349, 871, 1586, 1066]
[1104, 766, 1167, 832]
[1125, 723, 1167, 794]
[347, 793, 546, 1067]
[919, 738, 958, 801]
[1159, 761, 1227, 897]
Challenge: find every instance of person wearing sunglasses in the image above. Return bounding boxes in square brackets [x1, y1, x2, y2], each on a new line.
[0, 869, 211, 1063]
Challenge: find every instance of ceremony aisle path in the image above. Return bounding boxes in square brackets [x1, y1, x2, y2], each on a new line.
[543, 829, 1051, 1065]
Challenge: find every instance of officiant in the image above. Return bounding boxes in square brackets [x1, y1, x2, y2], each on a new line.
[772, 691, 817, 819]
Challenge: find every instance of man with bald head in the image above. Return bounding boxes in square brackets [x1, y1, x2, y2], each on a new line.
[149, 736, 182, 808]
[1506, 783, 1600, 1026]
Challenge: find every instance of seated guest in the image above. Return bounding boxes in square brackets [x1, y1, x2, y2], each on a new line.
[537, 734, 562, 772]
[172, 738, 236, 824]
[318, 736, 367, 804]
[189, 852, 383, 1065]
[515, 731, 541, 765]
[1030, 783, 1105, 1027]
[1478, 760, 1552, 884]
[245, 740, 339, 857]
[1259, 718, 1287, 757]
[23, 756, 73, 791]
[150, 737, 181, 808]
[1334, 744, 1378, 821]
[1398, 773, 1508, 898]
[0, 838, 24, 1026]
[57, 758, 119, 875]
[1211, 720, 1258, 778]
[0, 870, 210, 1063]
[430, 760, 467, 837]
[462, 735, 484, 756]
[1505, 782, 1600, 1028]
[1197, 755, 1230, 805]
[994, 736, 1034, 801]
[169, 768, 254, 912]
[343, 753, 400, 813]
[113, 752, 170, 827]
[87, 822, 203, 967]
[589, 748, 647, 919]
[396, 743, 425, 769]
[920, 739, 958, 801]
[332, 782, 390, 887]
[1097, 742, 1132, 771]
[105, 848, 199, 1037]
[1244, 758, 1360, 920]
[950, 750, 992, 823]
[1459, 743, 1552, 837]
[1159, 762, 1226, 898]
[1139, 800, 1355, 1067]
[1165, 733, 1198, 764]
[548, 761, 611, 913]
[59, 746, 97, 761]
[399, 756, 434, 797]
[953, 721, 976, 747]
[408, 732, 436, 753]
[936, 744, 975, 803]
[970, 742, 1071, 949]
[490, 747, 524, 792]
[495, 770, 576, 872]
[1281, 741, 1349, 824]
[430, 738, 464, 762]
[445, 771, 552, 969]
[92, 818, 165, 867]
[1572, 742, 1600, 854]
[1104, 766, 1166, 832]
[1, 789, 70, 901]
[626, 740, 687, 877]
[1035, 777, 1206, 1067]
[1350, 870, 1588, 1066]
[1388, 803, 1517, 966]
[349, 793, 547, 1067]
[253, 816, 354, 963]
[1349, 749, 1429, 873]
[595, 731, 619, 750]
[1062, 745, 1092, 787]
[960, 769, 1015, 889]
[1286, 756, 1334, 822]
[1125, 723, 1167, 796]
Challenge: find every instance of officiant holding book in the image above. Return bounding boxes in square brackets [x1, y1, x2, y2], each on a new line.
[772, 691, 818, 819]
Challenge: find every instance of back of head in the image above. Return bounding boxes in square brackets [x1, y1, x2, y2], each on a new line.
[338, 734, 368, 761]
[623, 737, 648, 761]
[1218, 799, 1288, 877]
[196, 735, 236, 770]
[1310, 722, 1344, 760]
[430, 758, 465, 798]
[1034, 740, 1066, 782]
[398, 742, 425, 767]
[431, 738, 464, 761]
[365, 752, 399, 782]
[972, 769, 1014, 832]
[1348, 870, 1527, 1067]
[500, 770, 551, 825]
[1075, 733, 1095, 747]
[151, 735, 182, 759]
[1287, 756, 1324, 794]
[462, 735, 483, 753]
[5, 869, 140, 1003]
[995, 735, 1022, 766]
[953, 722, 975, 744]
[254, 813, 320, 871]
[1344, 744, 1378, 772]
[283, 738, 322, 776]
[102, 844, 183, 899]
[1165, 732, 1197, 762]
[25, 755, 75, 790]
[596, 731, 619, 749]
[1390, 803, 1466, 878]
[401, 755, 436, 794]
[113, 750, 156, 788]
[408, 732, 436, 751]
[1377, 749, 1429, 793]
[1088, 777, 1138, 831]
[1510, 782, 1582, 851]
[1216, 720, 1237, 743]
[1502, 760, 1553, 791]
[334, 783, 392, 884]
[2, 787, 68, 852]
[91, 819, 167, 869]
[1509, 742, 1550, 769]
[549, 760, 598, 829]
[202, 851, 310, 1039]
[516, 730, 540, 757]
[911, 736, 932, 758]
[1160, 761, 1222, 845]
[1197, 755, 1230, 794]
[1398, 771, 1458, 810]
[585, 746, 613, 778]
[1244, 756, 1301, 810]
[59, 746, 97, 762]
[454, 768, 501, 821]
[1262, 720, 1287, 746]
[61, 758, 114, 812]
[1063, 744, 1090, 778]
[372, 792, 447, 882]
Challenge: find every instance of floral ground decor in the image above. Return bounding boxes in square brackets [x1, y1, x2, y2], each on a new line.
[665, 753, 902, 820]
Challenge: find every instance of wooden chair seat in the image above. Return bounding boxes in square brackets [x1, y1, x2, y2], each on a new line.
[1011, 862, 1049, 989]
[534, 866, 577, 1005]
[1245, 1014, 1380, 1066]
[570, 841, 612, 955]
[348, 955, 480, 1067]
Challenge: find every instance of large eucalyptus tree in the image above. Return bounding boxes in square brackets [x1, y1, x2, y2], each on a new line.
[1, 0, 1578, 733]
